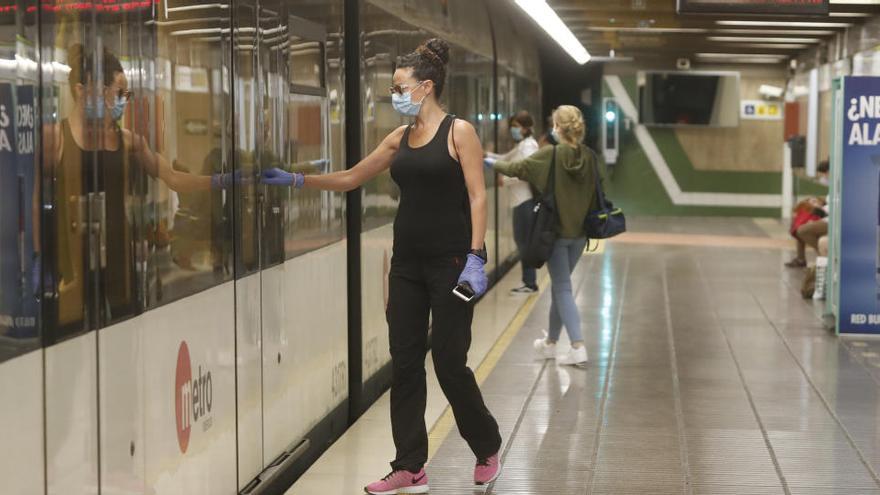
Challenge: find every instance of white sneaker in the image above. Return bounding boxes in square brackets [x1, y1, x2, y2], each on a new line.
[510, 285, 538, 295]
[558, 346, 588, 366]
[533, 331, 556, 360]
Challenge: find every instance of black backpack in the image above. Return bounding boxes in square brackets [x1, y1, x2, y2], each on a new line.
[521, 146, 559, 269]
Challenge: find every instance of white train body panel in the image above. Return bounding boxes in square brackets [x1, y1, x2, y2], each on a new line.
[236, 272, 264, 487]
[141, 284, 237, 494]
[0, 350, 44, 495]
[262, 240, 349, 461]
[45, 334, 99, 495]
[99, 316, 146, 495]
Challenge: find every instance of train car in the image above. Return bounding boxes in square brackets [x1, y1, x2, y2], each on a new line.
[0, 0, 540, 493]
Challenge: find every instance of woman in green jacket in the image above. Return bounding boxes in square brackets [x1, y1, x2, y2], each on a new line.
[489, 105, 599, 366]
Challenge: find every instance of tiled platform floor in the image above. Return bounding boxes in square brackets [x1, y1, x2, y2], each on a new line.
[297, 218, 880, 494]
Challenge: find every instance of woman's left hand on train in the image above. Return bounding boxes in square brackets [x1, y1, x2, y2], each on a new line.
[457, 254, 488, 298]
[262, 167, 305, 188]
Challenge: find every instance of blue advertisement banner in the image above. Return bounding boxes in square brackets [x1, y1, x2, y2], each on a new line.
[0, 82, 38, 339]
[839, 76, 880, 334]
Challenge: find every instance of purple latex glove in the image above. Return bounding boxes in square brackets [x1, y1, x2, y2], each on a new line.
[262, 167, 305, 188]
[457, 254, 488, 298]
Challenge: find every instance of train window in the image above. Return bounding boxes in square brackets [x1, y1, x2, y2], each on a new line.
[35, 1, 235, 338]
[0, 3, 40, 359]
[282, 16, 344, 259]
[141, 3, 235, 306]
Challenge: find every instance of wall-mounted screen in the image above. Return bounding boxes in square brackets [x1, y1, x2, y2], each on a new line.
[638, 71, 741, 127]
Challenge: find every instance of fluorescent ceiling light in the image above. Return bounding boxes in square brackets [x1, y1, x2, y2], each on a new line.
[830, 0, 880, 4]
[715, 29, 834, 35]
[708, 36, 821, 43]
[716, 20, 852, 28]
[514, 0, 590, 64]
[696, 52, 788, 59]
[702, 58, 787, 64]
[585, 26, 710, 34]
[829, 12, 873, 16]
[731, 43, 811, 49]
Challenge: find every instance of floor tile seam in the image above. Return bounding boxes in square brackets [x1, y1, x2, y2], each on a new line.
[586, 257, 632, 495]
[482, 251, 609, 495]
[661, 258, 695, 495]
[751, 291, 880, 489]
[482, 360, 549, 495]
[693, 257, 793, 495]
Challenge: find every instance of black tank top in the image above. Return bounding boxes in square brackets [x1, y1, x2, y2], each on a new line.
[390, 114, 471, 258]
[58, 120, 133, 324]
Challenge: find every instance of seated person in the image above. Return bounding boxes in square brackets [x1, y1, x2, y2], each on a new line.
[786, 196, 828, 268]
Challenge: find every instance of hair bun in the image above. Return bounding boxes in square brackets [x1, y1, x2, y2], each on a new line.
[422, 38, 450, 66]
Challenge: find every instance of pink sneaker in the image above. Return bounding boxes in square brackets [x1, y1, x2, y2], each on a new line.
[474, 453, 502, 485]
[364, 468, 429, 494]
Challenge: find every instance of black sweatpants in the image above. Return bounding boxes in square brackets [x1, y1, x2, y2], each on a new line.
[386, 254, 502, 472]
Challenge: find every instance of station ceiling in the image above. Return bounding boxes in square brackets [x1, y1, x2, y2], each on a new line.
[548, 0, 879, 65]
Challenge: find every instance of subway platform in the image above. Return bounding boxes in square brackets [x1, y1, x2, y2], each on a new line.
[289, 217, 880, 495]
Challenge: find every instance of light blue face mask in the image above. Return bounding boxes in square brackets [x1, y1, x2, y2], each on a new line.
[110, 95, 127, 121]
[551, 128, 561, 144]
[510, 127, 523, 142]
[391, 82, 425, 117]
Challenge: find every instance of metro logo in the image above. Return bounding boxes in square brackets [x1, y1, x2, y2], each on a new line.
[174, 341, 214, 454]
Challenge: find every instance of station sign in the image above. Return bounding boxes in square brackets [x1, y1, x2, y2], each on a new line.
[741, 100, 783, 121]
[677, 0, 829, 15]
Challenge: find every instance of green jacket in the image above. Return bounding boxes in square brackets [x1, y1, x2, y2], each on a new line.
[495, 144, 602, 239]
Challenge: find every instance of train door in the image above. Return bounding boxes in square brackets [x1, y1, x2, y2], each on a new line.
[233, 0, 267, 487]
[255, 0, 349, 471]
[235, 2, 348, 487]
[39, 12, 114, 493]
[37, 2, 239, 494]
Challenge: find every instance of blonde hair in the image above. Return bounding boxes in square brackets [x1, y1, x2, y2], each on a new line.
[552, 105, 586, 144]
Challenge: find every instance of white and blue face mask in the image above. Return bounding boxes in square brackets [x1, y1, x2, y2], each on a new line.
[392, 81, 426, 117]
[510, 126, 523, 142]
[551, 127, 561, 144]
[110, 95, 127, 121]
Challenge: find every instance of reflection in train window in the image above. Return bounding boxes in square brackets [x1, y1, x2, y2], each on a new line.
[282, 16, 344, 259]
[290, 40, 325, 91]
[36, 2, 235, 341]
[145, 3, 235, 307]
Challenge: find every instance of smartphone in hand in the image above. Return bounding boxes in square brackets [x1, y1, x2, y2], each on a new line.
[452, 282, 476, 303]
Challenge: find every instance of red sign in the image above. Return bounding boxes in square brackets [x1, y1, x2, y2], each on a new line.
[174, 340, 214, 454]
[174, 341, 192, 453]
[677, 0, 828, 14]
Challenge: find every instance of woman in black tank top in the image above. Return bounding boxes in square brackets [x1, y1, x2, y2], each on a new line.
[263, 38, 503, 492]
